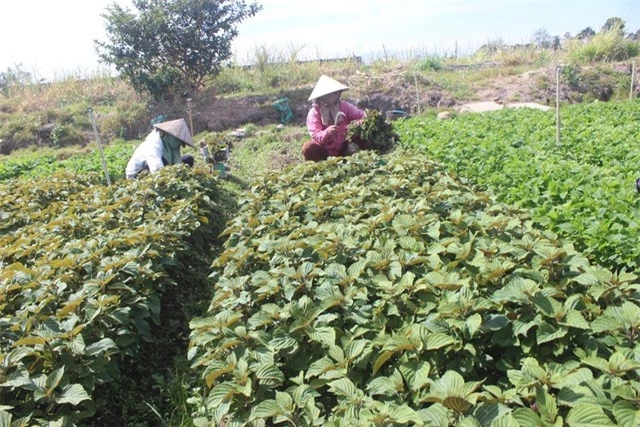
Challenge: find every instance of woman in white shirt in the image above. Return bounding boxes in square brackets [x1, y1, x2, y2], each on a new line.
[125, 118, 194, 179]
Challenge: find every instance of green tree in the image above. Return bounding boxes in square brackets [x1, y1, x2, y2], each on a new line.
[601, 17, 625, 33]
[576, 27, 595, 40]
[0, 65, 32, 97]
[532, 28, 551, 48]
[96, 0, 261, 99]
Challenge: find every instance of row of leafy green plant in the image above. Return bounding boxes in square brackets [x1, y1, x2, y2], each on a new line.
[0, 141, 135, 182]
[0, 166, 233, 425]
[188, 151, 640, 426]
[395, 101, 640, 272]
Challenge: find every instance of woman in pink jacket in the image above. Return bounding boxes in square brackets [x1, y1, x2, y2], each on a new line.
[302, 75, 368, 161]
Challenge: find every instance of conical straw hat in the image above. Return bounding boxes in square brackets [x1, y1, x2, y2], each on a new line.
[154, 118, 194, 147]
[308, 75, 349, 101]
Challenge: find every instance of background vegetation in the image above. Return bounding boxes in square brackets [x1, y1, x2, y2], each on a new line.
[1, 17, 639, 156]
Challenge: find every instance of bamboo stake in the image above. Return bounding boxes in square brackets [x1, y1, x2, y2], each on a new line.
[88, 108, 111, 185]
[556, 66, 561, 146]
[186, 98, 194, 137]
[414, 73, 421, 116]
[630, 61, 636, 101]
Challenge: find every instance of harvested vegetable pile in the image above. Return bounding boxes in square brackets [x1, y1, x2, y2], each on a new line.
[348, 109, 398, 153]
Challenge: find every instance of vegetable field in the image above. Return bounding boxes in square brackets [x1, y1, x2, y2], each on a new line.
[188, 151, 640, 426]
[0, 141, 135, 183]
[2, 101, 640, 426]
[396, 101, 640, 272]
[0, 167, 234, 425]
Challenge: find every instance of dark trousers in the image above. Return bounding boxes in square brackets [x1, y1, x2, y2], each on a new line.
[302, 136, 369, 162]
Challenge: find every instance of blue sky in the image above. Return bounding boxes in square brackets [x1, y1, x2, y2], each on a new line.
[1, 0, 638, 80]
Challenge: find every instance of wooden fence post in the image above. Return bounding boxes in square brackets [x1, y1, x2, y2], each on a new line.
[414, 73, 421, 116]
[556, 66, 561, 146]
[630, 61, 636, 101]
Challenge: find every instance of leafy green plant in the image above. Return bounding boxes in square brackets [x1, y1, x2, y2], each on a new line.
[416, 55, 443, 72]
[0, 166, 233, 425]
[396, 101, 640, 272]
[189, 151, 640, 426]
[347, 109, 397, 153]
[561, 64, 581, 90]
[566, 27, 640, 63]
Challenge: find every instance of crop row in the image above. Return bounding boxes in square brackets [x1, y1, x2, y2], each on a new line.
[0, 141, 134, 183]
[0, 167, 231, 425]
[188, 151, 640, 426]
[395, 101, 640, 272]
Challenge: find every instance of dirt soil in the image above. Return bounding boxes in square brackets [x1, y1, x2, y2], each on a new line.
[183, 62, 634, 172]
[189, 63, 624, 135]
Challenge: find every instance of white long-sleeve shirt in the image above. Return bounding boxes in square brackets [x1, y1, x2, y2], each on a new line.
[125, 131, 165, 179]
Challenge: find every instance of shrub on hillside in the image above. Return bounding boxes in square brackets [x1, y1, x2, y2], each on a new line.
[567, 28, 640, 63]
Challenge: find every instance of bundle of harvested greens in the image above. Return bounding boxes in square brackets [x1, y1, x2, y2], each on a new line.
[347, 109, 398, 154]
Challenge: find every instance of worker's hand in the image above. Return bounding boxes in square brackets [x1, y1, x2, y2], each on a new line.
[326, 125, 339, 136]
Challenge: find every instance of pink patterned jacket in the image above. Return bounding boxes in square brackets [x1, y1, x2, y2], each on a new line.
[306, 101, 365, 156]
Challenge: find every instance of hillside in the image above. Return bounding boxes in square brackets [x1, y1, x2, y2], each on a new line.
[0, 54, 638, 157]
[181, 61, 638, 135]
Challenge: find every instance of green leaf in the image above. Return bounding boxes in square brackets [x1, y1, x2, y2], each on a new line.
[344, 339, 368, 361]
[268, 335, 298, 351]
[472, 402, 512, 426]
[254, 364, 285, 387]
[430, 370, 465, 397]
[618, 301, 640, 327]
[532, 295, 562, 317]
[373, 351, 394, 375]
[383, 335, 415, 352]
[443, 396, 472, 413]
[612, 400, 640, 427]
[249, 400, 282, 421]
[561, 310, 590, 329]
[536, 323, 567, 344]
[2, 348, 34, 367]
[307, 326, 335, 346]
[513, 318, 539, 337]
[390, 404, 422, 424]
[55, 384, 91, 406]
[464, 314, 482, 339]
[347, 259, 367, 278]
[328, 378, 360, 398]
[590, 315, 621, 333]
[275, 391, 294, 413]
[0, 366, 31, 388]
[307, 357, 337, 379]
[536, 388, 558, 424]
[554, 368, 593, 389]
[425, 333, 456, 350]
[399, 360, 431, 392]
[366, 376, 397, 396]
[420, 403, 451, 427]
[84, 338, 117, 356]
[0, 410, 12, 427]
[512, 408, 543, 426]
[481, 314, 509, 332]
[489, 413, 520, 427]
[46, 367, 66, 391]
[206, 383, 236, 409]
[566, 404, 615, 426]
